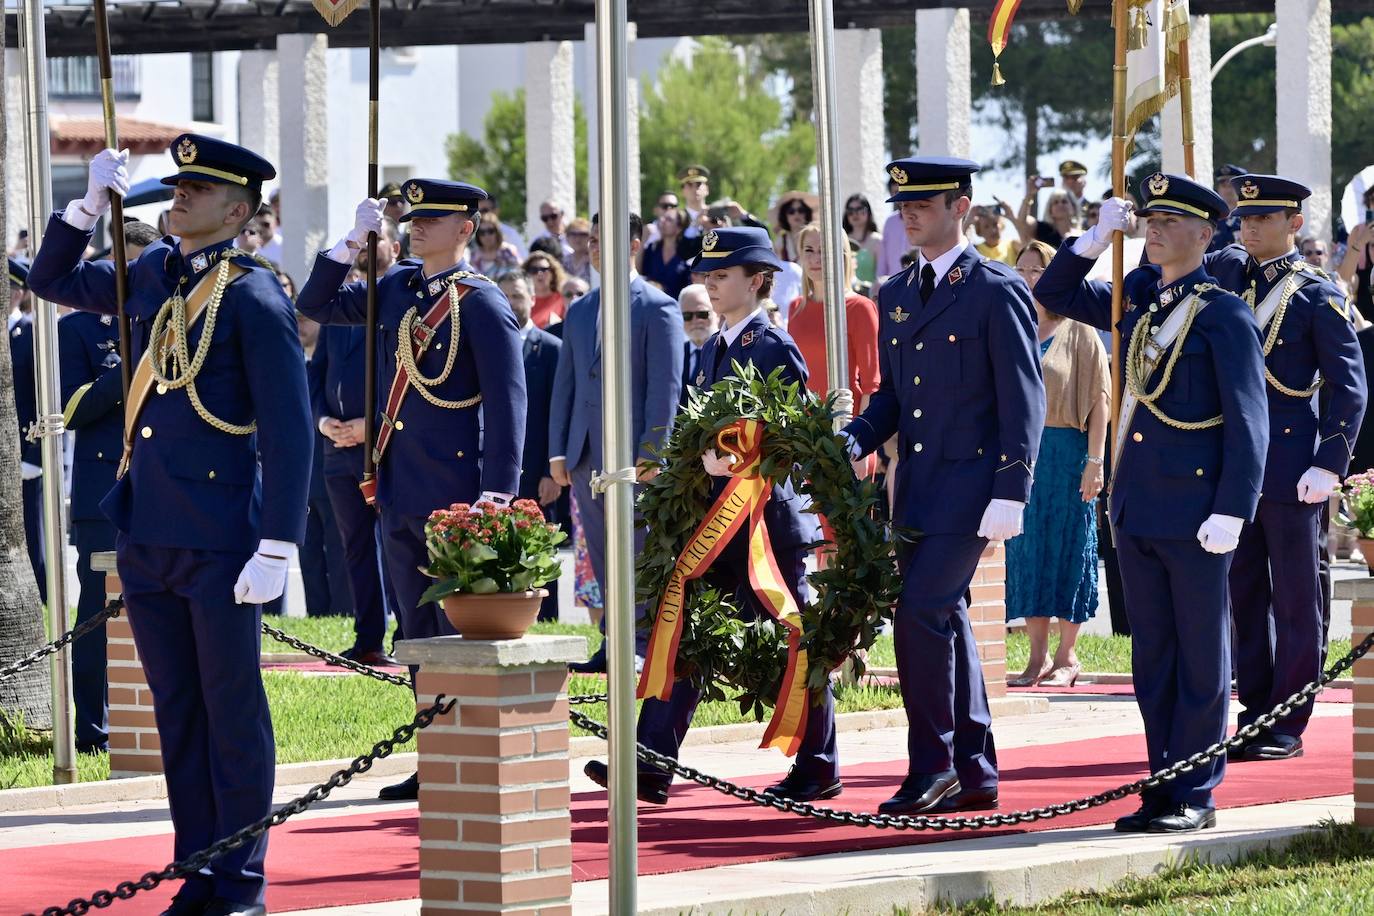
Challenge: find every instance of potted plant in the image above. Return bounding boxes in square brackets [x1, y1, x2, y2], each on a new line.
[420, 499, 567, 639]
[1339, 471, 1374, 575]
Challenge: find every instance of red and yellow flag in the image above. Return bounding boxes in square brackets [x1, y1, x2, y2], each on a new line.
[636, 419, 812, 756]
[987, 0, 1025, 86]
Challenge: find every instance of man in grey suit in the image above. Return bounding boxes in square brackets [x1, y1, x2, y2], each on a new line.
[549, 211, 685, 672]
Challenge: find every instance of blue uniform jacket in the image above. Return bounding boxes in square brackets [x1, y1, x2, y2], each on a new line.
[548, 276, 684, 472]
[694, 308, 823, 550]
[1034, 246, 1269, 538]
[1203, 245, 1367, 501]
[8, 313, 38, 465]
[58, 310, 124, 523]
[845, 245, 1047, 536]
[307, 323, 368, 480]
[294, 253, 525, 513]
[519, 325, 562, 501]
[27, 213, 313, 552]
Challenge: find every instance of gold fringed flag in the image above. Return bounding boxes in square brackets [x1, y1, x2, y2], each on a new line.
[636, 419, 812, 756]
[1123, 0, 1191, 153]
[987, 0, 1024, 86]
[312, 0, 364, 26]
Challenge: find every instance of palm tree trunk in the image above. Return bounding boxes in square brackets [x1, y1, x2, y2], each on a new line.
[0, 43, 53, 732]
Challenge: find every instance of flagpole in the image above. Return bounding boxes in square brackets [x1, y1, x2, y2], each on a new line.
[361, 0, 380, 491]
[1177, 34, 1196, 178]
[1110, 0, 1128, 438]
[92, 0, 132, 400]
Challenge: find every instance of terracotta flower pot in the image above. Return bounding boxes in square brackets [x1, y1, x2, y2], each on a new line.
[441, 589, 548, 639]
[1360, 538, 1374, 576]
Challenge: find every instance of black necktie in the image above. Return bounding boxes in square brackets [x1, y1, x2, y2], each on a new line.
[919, 263, 937, 304]
[712, 339, 727, 378]
[688, 346, 700, 382]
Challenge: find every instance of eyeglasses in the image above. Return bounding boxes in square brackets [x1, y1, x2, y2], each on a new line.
[528, 264, 553, 274]
[540, 213, 561, 223]
[682, 310, 711, 321]
[658, 201, 679, 210]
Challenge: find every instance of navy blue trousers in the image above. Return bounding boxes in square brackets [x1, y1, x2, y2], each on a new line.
[1230, 500, 1323, 738]
[72, 520, 115, 750]
[22, 475, 46, 603]
[380, 511, 456, 653]
[636, 538, 838, 783]
[117, 537, 274, 906]
[325, 473, 390, 652]
[570, 461, 649, 655]
[300, 487, 351, 617]
[894, 534, 998, 791]
[1116, 532, 1231, 808]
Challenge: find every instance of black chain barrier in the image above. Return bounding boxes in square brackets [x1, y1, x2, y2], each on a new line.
[568, 631, 1374, 831]
[259, 622, 412, 687]
[0, 600, 123, 684]
[26, 693, 457, 916]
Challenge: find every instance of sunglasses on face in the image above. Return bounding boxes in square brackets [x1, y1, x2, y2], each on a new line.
[845, 205, 868, 214]
[478, 228, 497, 235]
[529, 265, 553, 274]
[540, 213, 561, 223]
[659, 201, 679, 210]
[784, 206, 807, 215]
[682, 310, 711, 321]
[1304, 248, 1326, 257]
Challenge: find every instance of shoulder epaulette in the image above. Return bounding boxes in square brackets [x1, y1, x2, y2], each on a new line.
[1292, 260, 1332, 281]
[452, 270, 494, 286]
[225, 249, 277, 272]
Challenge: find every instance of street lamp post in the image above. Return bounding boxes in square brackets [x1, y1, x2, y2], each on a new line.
[1210, 22, 1277, 80]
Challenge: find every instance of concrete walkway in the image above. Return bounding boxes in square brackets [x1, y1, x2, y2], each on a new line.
[2, 693, 1353, 914]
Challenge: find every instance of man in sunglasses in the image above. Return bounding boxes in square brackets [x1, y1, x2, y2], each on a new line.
[532, 199, 573, 259]
[477, 194, 527, 257]
[678, 283, 717, 397]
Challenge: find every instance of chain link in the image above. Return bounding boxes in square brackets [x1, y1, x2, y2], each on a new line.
[570, 631, 1374, 831]
[259, 623, 412, 687]
[26, 694, 457, 916]
[0, 600, 123, 684]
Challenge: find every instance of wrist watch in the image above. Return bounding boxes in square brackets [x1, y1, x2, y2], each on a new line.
[1085, 455, 1104, 466]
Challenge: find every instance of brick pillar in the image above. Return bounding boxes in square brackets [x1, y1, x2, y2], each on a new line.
[395, 634, 586, 915]
[91, 551, 163, 777]
[1344, 579, 1374, 827]
[969, 542, 1007, 699]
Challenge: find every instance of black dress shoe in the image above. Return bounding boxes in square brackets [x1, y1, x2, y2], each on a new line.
[932, 785, 998, 813]
[1244, 733, 1303, 760]
[569, 646, 607, 674]
[877, 770, 960, 815]
[583, 760, 670, 805]
[158, 897, 209, 916]
[1148, 803, 1216, 832]
[201, 901, 266, 916]
[1114, 797, 1168, 833]
[763, 765, 843, 803]
[378, 772, 419, 801]
[350, 649, 399, 667]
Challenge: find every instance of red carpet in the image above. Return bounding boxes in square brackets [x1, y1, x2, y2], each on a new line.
[2, 713, 1352, 913]
[1008, 682, 1354, 704]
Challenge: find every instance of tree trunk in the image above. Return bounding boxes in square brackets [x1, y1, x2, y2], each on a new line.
[1024, 102, 1040, 179]
[0, 44, 53, 732]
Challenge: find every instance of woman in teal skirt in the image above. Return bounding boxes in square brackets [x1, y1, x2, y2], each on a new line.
[1006, 240, 1110, 687]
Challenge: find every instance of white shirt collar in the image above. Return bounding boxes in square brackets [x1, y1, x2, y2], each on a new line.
[518, 318, 536, 341]
[720, 306, 766, 348]
[917, 239, 970, 286]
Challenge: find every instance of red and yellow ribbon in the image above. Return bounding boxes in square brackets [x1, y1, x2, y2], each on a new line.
[987, 0, 1025, 86]
[636, 419, 811, 756]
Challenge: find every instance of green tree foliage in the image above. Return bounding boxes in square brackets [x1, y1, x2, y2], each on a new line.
[639, 38, 814, 215]
[970, 18, 1116, 177]
[1329, 16, 1374, 194]
[883, 26, 918, 158]
[445, 89, 589, 228]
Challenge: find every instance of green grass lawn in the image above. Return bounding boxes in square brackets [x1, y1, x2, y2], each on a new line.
[920, 820, 1374, 915]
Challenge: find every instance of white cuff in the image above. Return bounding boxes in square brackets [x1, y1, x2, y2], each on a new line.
[317, 417, 332, 435]
[478, 491, 514, 507]
[257, 538, 298, 560]
[1211, 514, 1245, 538]
[1070, 228, 1111, 260]
[989, 498, 1026, 510]
[325, 238, 355, 265]
[61, 200, 100, 232]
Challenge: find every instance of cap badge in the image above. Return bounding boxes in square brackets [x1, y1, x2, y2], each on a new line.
[1147, 173, 1170, 197]
[406, 183, 424, 205]
[176, 138, 198, 165]
[1240, 180, 1261, 200]
[686, 167, 701, 178]
[702, 230, 719, 252]
[889, 306, 909, 324]
[889, 166, 909, 184]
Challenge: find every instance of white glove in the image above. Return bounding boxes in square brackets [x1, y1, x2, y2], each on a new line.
[233, 539, 296, 605]
[1196, 514, 1245, 554]
[1071, 196, 1132, 260]
[1296, 466, 1339, 504]
[471, 491, 513, 515]
[60, 149, 131, 231]
[977, 499, 1025, 541]
[702, 448, 737, 477]
[838, 431, 862, 460]
[20, 461, 42, 481]
[326, 198, 386, 263]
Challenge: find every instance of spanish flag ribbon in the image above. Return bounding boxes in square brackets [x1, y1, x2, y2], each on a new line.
[636, 419, 812, 756]
[987, 0, 1025, 86]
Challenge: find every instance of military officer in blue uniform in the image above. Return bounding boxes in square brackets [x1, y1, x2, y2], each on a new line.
[1209, 164, 1248, 252]
[1035, 173, 1269, 833]
[7, 256, 46, 603]
[56, 220, 161, 752]
[584, 227, 838, 804]
[295, 179, 526, 802]
[842, 157, 1046, 816]
[1202, 174, 1366, 760]
[28, 136, 312, 915]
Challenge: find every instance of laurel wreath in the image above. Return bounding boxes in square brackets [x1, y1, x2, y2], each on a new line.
[635, 362, 901, 719]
